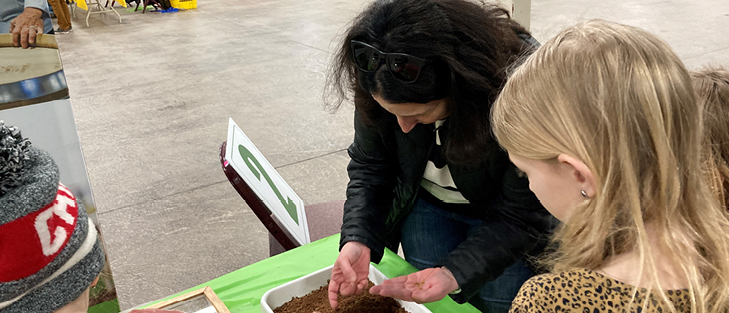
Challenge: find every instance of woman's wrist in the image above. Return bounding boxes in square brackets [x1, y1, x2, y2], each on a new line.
[344, 240, 368, 250]
[440, 266, 461, 294]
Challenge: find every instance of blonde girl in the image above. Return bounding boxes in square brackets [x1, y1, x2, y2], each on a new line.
[491, 20, 729, 312]
[692, 67, 729, 208]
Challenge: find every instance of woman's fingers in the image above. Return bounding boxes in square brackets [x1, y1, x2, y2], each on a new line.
[327, 276, 341, 310]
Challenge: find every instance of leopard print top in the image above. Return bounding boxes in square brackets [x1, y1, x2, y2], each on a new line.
[509, 268, 691, 312]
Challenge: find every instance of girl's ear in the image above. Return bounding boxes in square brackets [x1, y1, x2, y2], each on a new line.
[557, 154, 596, 198]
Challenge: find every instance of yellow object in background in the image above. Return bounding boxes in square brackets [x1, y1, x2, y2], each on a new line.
[74, 0, 127, 11]
[170, 0, 196, 9]
[74, 0, 87, 11]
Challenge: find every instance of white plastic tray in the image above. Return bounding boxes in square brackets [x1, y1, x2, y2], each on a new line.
[260, 264, 432, 313]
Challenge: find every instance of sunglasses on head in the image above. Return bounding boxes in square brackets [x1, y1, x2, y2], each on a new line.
[350, 40, 431, 83]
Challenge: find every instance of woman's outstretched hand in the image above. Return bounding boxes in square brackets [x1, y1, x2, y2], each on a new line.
[328, 241, 371, 310]
[369, 267, 459, 303]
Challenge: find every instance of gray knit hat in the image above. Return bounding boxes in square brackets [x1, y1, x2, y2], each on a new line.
[0, 121, 104, 313]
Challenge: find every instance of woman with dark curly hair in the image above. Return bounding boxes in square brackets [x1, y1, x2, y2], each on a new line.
[325, 0, 557, 312]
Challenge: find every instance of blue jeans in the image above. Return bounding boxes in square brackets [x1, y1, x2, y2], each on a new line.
[400, 198, 533, 313]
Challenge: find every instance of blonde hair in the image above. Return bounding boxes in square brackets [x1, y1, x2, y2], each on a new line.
[692, 67, 729, 208]
[492, 20, 729, 312]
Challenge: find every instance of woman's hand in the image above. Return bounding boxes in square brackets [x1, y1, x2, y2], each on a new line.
[369, 267, 459, 303]
[328, 241, 371, 310]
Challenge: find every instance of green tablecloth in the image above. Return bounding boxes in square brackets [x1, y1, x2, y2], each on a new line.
[145, 234, 480, 313]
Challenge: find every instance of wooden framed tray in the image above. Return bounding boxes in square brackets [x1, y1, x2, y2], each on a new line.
[147, 286, 231, 313]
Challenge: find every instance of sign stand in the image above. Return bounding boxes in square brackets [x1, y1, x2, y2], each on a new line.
[219, 142, 299, 250]
[220, 118, 310, 250]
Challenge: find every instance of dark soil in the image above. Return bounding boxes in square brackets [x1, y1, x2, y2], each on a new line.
[273, 281, 410, 313]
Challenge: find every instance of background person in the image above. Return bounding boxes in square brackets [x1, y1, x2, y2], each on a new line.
[325, 0, 556, 312]
[491, 20, 729, 312]
[47, 0, 72, 33]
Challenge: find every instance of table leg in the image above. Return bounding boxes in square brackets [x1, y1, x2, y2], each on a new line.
[108, 5, 122, 23]
[85, 1, 91, 27]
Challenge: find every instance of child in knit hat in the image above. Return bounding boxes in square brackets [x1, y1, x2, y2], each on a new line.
[692, 66, 729, 208]
[0, 121, 105, 312]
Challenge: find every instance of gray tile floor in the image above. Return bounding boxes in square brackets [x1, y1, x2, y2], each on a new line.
[52, 0, 729, 310]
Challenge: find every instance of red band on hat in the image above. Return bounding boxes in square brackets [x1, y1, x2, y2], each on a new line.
[0, 184, 79, 283]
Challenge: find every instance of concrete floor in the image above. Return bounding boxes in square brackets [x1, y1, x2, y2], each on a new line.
[52, 0, 729, 310]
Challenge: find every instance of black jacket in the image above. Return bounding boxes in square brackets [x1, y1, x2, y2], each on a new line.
[339, 110, 558, 303]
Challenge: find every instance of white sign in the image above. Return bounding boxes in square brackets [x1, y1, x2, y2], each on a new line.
[496, 0, 531, 31]
[225, 118, 310, 245]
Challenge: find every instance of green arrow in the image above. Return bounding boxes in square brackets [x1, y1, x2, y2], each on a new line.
[238, 144, 299, 225]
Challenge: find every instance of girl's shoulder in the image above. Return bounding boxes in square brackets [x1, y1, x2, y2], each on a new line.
[510, 268, 691, 313]
[510, 269, 596, 312]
